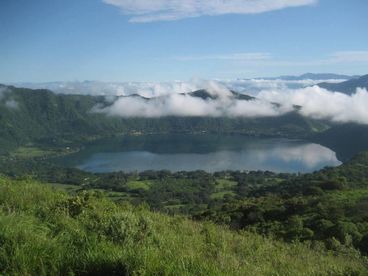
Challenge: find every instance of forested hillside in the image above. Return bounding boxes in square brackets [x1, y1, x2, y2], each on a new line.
[313, 123, 368, 160]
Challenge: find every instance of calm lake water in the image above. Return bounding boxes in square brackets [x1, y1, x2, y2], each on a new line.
[55, 134, 342, 173]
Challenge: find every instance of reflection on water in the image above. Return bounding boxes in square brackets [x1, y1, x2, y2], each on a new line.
[56, 134, 341, 173]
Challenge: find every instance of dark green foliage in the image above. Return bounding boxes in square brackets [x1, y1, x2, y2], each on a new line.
[313, 123, 368, 161]
[193, 153, 368, 254]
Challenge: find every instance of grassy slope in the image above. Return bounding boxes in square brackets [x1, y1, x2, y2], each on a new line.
[0, 177, 367, 275]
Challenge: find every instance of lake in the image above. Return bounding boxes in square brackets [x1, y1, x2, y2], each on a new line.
[55, 134, 342, 173]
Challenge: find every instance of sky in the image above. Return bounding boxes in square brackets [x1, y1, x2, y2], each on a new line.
[1, 0, 368, 82]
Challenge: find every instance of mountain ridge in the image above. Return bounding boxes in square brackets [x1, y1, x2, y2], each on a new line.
[252, 73, 359, 81]
[317, 74, 368, 95]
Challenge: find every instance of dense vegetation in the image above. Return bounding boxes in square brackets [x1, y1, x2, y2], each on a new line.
[2, 149, 368, 258]
[313, 123, 368, 161]
[1, 176, 367, 275]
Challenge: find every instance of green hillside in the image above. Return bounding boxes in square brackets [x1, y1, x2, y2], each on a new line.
[313, 123, 368, 161]
[0, 85, 124, 152]
[0, 176, 366, 275]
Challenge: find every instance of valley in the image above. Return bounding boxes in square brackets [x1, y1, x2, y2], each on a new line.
[2, 1, 368, 274]
[1, 82, 368, 274]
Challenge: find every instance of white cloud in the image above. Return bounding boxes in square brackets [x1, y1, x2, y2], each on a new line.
[93, 80, 286, 117]
[91, 80, 368, 125]
[173, 51, 368, 72]
[103, 0, 317, 22]
[93, 94, 286, 118]
[330, 51, 368, 63]
[15, 81, 200, 98]
[14, 75, 348, 98]
[266, 51, 368, 67]
[258, 86, 368, 124]
[174, 52, 271, 61]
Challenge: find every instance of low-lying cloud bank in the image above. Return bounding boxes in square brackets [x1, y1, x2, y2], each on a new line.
[93, 80, 288, 117]
[259, 87, 368, 124]
[94, 93, 287, 118]
[93, 82, 368, 125]
[15, 81, 199, 98]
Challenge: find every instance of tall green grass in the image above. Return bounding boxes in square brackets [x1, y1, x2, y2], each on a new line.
[0, 176, 367, 275]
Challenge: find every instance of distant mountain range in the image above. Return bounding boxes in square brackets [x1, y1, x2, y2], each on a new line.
[317, 74, 368, 95]
[256, 73, 359, 81]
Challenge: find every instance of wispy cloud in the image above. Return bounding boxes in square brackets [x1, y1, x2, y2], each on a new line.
[175, 51, 368, 68]
[174, 52, 271, 61]
[171, 51, 368, 69]
[103, 0, 317, 23]
[286, 51, 368, 66]
[330, 51, 368, 63]
[5, 99, 19, 109]
[275, 51, 368, 66]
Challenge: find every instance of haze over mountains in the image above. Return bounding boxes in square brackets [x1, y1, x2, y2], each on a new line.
[2, 74, 368, 123]
[1, 74, 368, 159]
[255, 73, 359, 81]
[83, 74, 368, 125]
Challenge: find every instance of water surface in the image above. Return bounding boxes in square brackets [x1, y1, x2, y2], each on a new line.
[56, 134, 341, 173]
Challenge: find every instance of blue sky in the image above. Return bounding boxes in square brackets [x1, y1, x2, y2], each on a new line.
[1, 0, 367, 82]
